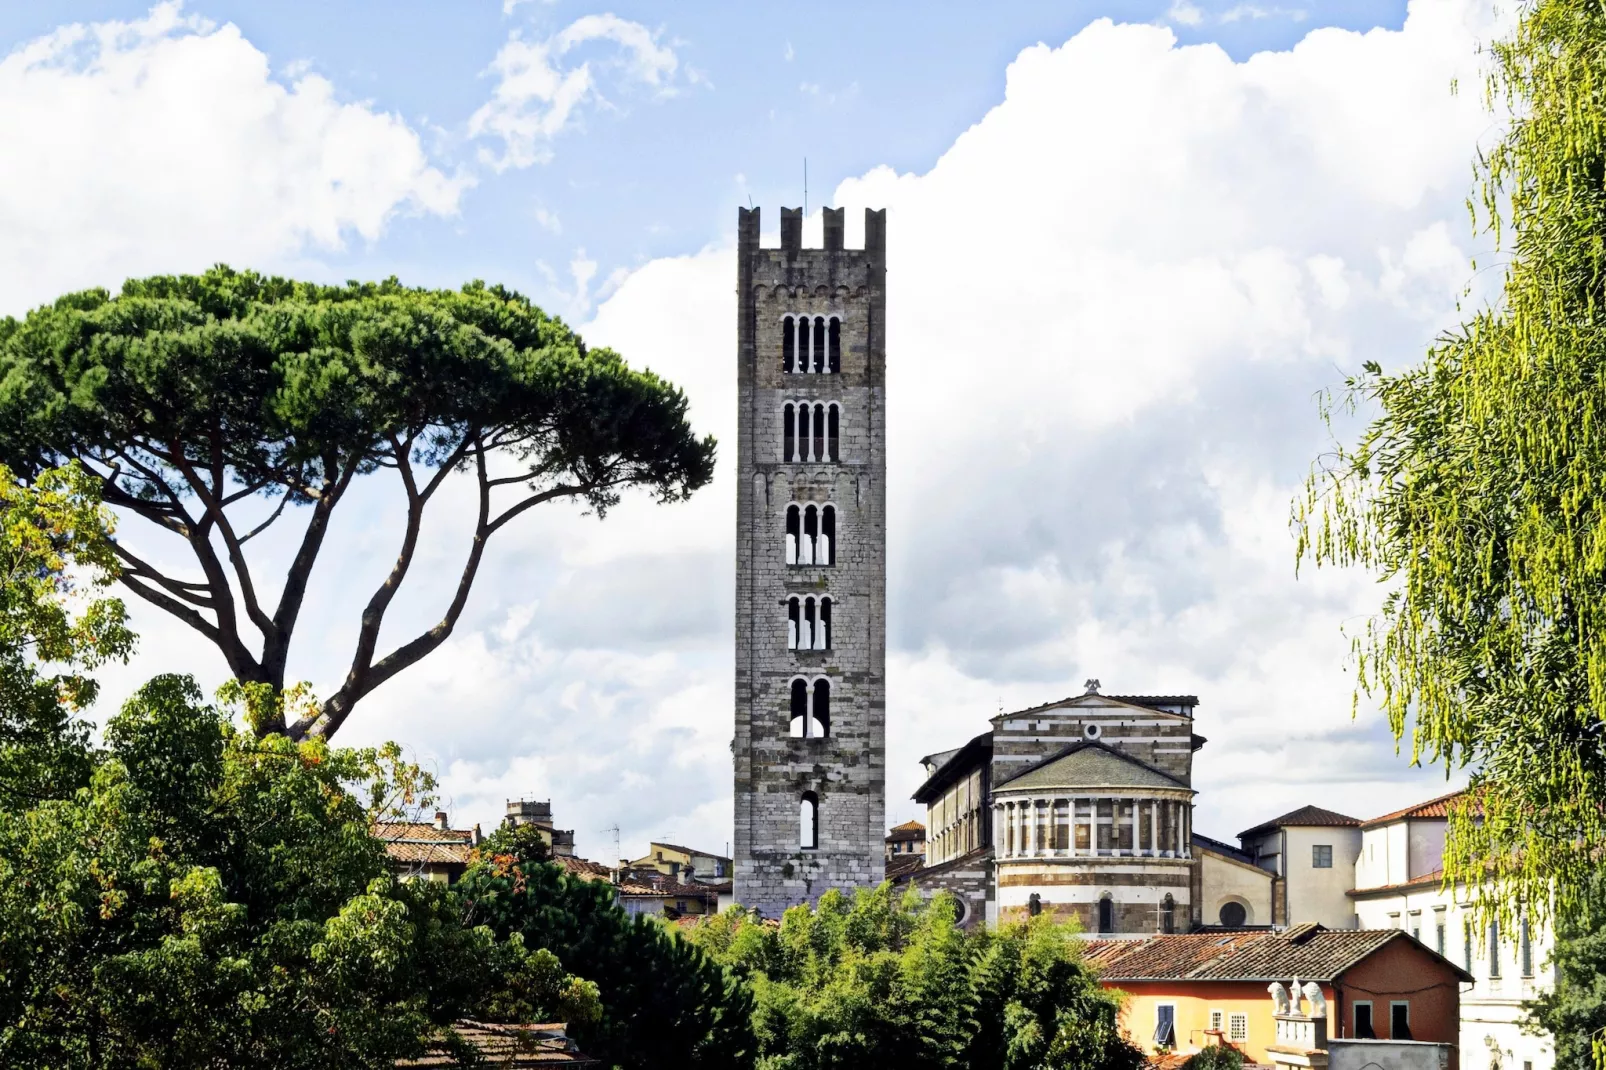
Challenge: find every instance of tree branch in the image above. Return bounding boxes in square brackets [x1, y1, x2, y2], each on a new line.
[110, 542, 216, 607]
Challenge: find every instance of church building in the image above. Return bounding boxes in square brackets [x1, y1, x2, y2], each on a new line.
[903, 682, 1273, 934]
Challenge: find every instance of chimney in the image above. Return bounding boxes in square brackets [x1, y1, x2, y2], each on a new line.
[471, 823, 482, 847]
[433, 810, 449, 831]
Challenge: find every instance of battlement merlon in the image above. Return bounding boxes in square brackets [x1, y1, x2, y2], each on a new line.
[737, 206, 887, 263]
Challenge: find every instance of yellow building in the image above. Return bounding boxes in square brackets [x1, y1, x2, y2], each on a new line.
[629, 841, 731, 882]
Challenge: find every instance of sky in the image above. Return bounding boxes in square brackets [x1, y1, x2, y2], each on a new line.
[0, 0, 1502, 864]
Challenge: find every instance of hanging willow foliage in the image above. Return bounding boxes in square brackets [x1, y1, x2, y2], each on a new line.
[1297, 0, 1606, 932]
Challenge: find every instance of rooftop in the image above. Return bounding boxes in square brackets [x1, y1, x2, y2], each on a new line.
[394, 1021, 595, 1067]
[1360, 790, 1469, 830]
[886, 820, 926, 843]
[1085, 923, 1472, 984]
[995, 740, 1190, 794]
[1238, 805, 1362, 841]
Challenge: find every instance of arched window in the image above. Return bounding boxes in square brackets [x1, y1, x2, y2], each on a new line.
[784, 502, 837, 566]
[828, 317, 841, 373]
[1218, 901, 1247, 927]
[800, 792, 819, 849]
[1098, 895, 1115, 934]
[812, 317, 826, 373]
[782, 402, 841, 462]
[784, 597, 831, 650]
[783, 403, 797, 461]
[782, 316, 796, 373]
[783, 315, 842, 375]
[788, 678, 831, 738]
[811, 678, 831, 736]
[789, 679, 808, 737]
[784, 504, 801, 564]
[827, 403, 839, 461]
[1161, 894, 1175, 934]
[811, 403, 825, 461]
[1028, 892, 1042, 918]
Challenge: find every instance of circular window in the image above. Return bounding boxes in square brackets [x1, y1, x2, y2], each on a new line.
[1218, 901, 1248, 927]
[1083, 723, 1101, 740]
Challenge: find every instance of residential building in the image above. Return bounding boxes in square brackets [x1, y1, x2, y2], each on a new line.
[394, 1020, 596, 1066]
[1348, 791, 1554, 1070]
[1238, 805, 1364, 928]
[898, 682, 1271, 934]
[1086, 923, 1472, 1068]
[505, 798, 576, 857]
[629, 842, 732, 883]
[550, 855, 722, 920]
[375, 810, 481, 884]
[885, 820, 926, 861]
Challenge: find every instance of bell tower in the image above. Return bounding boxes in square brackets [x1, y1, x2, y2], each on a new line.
[733, 206, 887, 914]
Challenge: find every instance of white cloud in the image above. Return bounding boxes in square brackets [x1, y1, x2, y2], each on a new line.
[84, 0, 1515, 862]
[469, 14, 679, 171]
[1167, 1, 1207, 27]
[0, 1, 465, 315]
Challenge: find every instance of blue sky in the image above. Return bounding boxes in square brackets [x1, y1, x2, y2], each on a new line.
[1, 0, 1494, 862]
[1, 0, 1409, 318]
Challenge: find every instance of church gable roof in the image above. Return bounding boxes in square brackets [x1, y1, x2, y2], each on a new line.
[994, 740, 1189, 794]
[993, 691, 1197, 724]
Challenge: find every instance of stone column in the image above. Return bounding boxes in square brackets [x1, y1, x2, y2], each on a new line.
[1174, 801, 1183, 857]
[1149, 800, 1159, 858]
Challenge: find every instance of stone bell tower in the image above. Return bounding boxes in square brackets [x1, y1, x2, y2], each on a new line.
[733, 206, 887, 915]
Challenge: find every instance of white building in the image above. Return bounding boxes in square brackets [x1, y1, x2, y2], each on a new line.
[1348, 791, 1554, 1070]
[1238, 805, 1364, 929]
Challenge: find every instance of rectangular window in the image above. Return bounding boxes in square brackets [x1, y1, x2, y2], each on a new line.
[1312, 844, 1333, 868]
[1521, 917, 1534, 977]
[1228, 1013, 1248, 1043]
[1210, 1010, 1224, 1033]
[1490, 918, 1502, 978]
[1465, 919, 1474, 972]
[1390, 1002, 1412, 1040]
[1154, 1005, 1176, 1048]
[1410, 910, 1422, 943]
[1354, 1002, 1375, 1039]
[1435, 909, 1447, 956]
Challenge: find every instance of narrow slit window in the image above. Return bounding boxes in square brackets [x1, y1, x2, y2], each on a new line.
[827, 404, 840, 461]
[801, 597, 816, 650]
[785, 505, 800, 564]
[800, 792, 818, 849]
[812, 404, 825, 462]
[1490, 919, 1501, 978]
[786, 597, 800, 650]
[1097, 896, 1114, 934]
[797, 403, 812, 461]
[783, 403, 796, 462]
[812, 317, 826, 373]
[782, 316, 795, 373]
[821, 505, 836, 565]
[789, 679, 807, 737]
[828, 317, 841, 372]
[818, 597, 832, 649]
[1161, 894, 1175, 934]
[797, 316, 810, 374]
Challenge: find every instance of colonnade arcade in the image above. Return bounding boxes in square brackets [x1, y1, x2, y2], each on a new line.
[994, 793, 1192, 859]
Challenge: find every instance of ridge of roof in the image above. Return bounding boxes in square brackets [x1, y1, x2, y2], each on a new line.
[1360, 790, 1470, 830]
[912, 731, 994, 804]
[994, 692, 1198, 722]
[1088, 926, 1472, 984]
[1238, 804, 1362, 840]
[994, 738, 1190, 792]
[1192, 832, 1260, 867]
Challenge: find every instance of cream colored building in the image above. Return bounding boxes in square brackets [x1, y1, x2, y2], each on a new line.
[1348, 791, 1553, 1070]
[1239, 805, 1363, 929]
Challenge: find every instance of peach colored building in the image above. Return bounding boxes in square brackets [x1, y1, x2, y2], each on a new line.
[1087, 924, 1473, 1069]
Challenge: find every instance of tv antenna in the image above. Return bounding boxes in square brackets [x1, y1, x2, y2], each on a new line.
[601, 823, 620, 862]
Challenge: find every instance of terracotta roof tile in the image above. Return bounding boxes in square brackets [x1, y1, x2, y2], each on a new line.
[395, 1021, 596, 1066]
[1238, 805, 1361, 840]
[1088, 925, 1472, 983]
[384, 841, 473, 865]
[1348, 869, 1447, 897]
[550, 856, 615, 881]
[885, 854, 926, 881]
[1360, 790, 1470, 829]
[373, 821, 475, 844]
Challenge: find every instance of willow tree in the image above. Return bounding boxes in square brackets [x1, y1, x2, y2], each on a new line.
[1298, 1, 1606, 929]
[0, 267, 715, 740]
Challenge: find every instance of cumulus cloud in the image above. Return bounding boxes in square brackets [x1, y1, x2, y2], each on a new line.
[0, 1, 465, 315]
[469, 13, 679, 171]
[77, 0, 1514, 861]
[375, 0, 1503, 855]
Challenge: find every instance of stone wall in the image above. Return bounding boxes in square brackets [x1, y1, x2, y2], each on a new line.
[733, 207, 888, 916]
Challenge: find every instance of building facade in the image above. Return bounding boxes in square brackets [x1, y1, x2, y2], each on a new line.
[902, 684, 1267, 934]
[1347, 792, 1554, 1070]
[733, 206, 888, 915]
[1238, 805, 1364, 929]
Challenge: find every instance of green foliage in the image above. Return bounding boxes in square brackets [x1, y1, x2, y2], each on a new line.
[1182, 1044, 1245, 1070]
[0, 266, 716, 738]
[1296, 0, 1606, 929]
[0, 461, 131, 807]
[0, 675, 597, 1069]
[684, 885, 1143, 1070]
[1527, 876, 1606, 1070]
[455, 830, 755, 1070]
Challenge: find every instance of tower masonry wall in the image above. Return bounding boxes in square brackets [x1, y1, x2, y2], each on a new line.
[734, 206, 888, 916]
